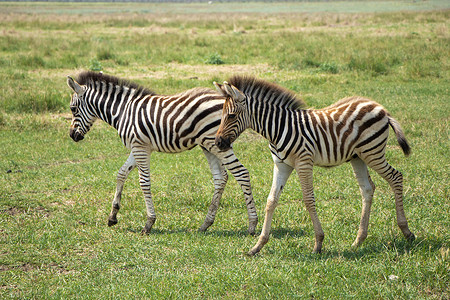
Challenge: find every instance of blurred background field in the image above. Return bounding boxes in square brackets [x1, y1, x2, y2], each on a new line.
[0, 1, 449, 299]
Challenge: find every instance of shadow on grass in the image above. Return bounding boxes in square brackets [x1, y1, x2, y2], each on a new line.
[124, 224, 446, 261]
[125, 226, 251, 237]
[125, 225, 306, 239]
[271, 235, 446, 261]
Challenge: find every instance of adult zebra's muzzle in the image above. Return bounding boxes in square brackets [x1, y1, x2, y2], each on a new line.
[215, 135, 231, 150]
[69, 127, 84, 142]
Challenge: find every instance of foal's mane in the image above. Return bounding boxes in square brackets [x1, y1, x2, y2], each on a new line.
[227, 75, 306, 110]
[76, 71, 156, 96]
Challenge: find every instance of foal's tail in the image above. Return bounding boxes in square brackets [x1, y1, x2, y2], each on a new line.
[388, 116, 411, 157]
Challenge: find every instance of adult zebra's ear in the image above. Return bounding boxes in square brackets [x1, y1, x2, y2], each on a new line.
[223, 82, 246, 104]
[67, 76, 85, 95]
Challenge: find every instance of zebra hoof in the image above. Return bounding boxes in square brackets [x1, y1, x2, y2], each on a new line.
[108, 218, 118, 227]
[313, 248, 322, 254]
[141, 218, 156, 235]
[248, 220, 258, 236]
[141, 227, 152, 235]
[247, 248, 259, 256]
[407, 232, 416, 242]
[198, 220, 214, 232]
[198, 226, 208, 233]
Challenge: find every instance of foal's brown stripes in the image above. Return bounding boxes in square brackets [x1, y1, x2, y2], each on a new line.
[214, 76, 414, 254]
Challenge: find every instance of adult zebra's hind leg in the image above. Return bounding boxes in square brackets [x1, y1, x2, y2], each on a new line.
[199, 148, 228, 232]
[363, 155, 415, 242]
[108, 153, 136, 227]
[350, 157, 375, 248]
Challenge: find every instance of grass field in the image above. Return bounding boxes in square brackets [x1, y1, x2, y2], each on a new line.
[0, 1, 449, 299]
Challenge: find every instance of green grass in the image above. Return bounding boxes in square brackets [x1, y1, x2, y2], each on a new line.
[1, 2, 449, 299]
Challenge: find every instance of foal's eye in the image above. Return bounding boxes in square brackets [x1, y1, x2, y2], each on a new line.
[228, 113, 237, 120]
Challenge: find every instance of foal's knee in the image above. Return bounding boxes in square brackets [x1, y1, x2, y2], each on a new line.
[265, 198, 277, 212]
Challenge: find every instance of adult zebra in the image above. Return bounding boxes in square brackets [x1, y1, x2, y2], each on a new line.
[214, 76, 415, 254]
[66, 71, 258, 234]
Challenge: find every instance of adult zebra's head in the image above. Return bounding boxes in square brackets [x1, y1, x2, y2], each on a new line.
[214, 81, 249, 150]
[67, 76, 96, 142]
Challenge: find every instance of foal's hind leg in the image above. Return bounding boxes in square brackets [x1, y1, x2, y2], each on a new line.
[364, 156, 415, 241]
[296, 162, 324, 253]
[350, 157, 375, 247]
[199, 148, 228, 232]
[108, 153, 136, 226]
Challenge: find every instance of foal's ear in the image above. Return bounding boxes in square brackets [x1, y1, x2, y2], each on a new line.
[223, 82, 246, 104]
[67, 76, 85, 95]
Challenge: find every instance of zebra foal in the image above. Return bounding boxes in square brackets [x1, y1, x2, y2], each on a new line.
[214, 76, 415, 254]
[66, 71, 258, 234]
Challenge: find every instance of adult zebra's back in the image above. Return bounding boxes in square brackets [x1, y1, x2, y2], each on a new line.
[66, 71, 257, 234]
[214, 76, 415, 255]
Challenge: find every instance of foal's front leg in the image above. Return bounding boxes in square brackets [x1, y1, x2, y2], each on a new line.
[108, 153, 136, 226]
[248, 160, 293, 255]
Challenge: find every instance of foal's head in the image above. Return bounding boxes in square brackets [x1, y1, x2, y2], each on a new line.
[214, 82, 249, 150]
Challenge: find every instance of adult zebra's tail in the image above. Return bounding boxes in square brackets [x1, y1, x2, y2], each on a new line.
[388, 116, 411, 157]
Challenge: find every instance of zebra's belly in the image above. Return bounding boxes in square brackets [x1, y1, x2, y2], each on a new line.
[313, 152, 357, 168]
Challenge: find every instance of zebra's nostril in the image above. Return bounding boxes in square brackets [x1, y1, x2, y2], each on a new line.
[215, 136, 223, 148]
[215, 136, 230, 150]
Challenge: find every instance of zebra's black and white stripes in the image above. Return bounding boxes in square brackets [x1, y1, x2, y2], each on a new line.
[67, 71, 257, 234]
[214, 76, 414, 254]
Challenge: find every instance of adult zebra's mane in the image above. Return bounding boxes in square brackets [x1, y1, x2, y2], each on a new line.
[227, 75, 306, 110]
[76, 71, 157, 97]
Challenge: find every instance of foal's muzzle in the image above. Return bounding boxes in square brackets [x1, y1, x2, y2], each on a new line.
[69, 127, 84, 142]
[215, 135, 231, 150]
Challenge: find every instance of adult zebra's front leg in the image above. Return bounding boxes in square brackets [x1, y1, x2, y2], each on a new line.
[133, 148, 156, 234]
[108, 153, 136, 227]
[198, 148, 228, 232]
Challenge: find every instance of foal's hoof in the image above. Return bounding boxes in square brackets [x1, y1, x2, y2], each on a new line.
[407, 232, 416, 242]
[108, 219, 118, 227]
[141, 227, 152, 235]
[198, 220, 214, 232]
[313, 246, 323, 254]
[141, 218, 156, 235]
[247, 220, 258, 236]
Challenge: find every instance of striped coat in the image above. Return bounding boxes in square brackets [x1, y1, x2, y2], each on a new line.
[67, 71, 257, 234]
[214, 76, 415, 254]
